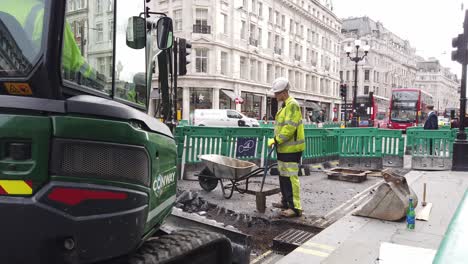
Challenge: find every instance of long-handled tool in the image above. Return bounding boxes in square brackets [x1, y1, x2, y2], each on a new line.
[416, 183, 433, 221]
[256, 146, 276, 213]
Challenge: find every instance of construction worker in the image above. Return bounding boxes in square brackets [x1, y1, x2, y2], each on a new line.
[1, 0, 97, 82]
[268, 77, 305, 218]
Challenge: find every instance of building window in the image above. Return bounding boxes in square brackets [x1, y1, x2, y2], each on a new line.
[267, 64, 273, 83]
[258, 28, 262, 47]
[281, 15, 285, 28]
[274, 35, 280, 54]
[257, 61, 263, 82]
[289, 41, 293, 58]
[174, 9, 182, 31]
[195, 48, 208, 73]
[258, 2, 263, 17]
[96, 22, 103, 42]
[194, 8, 210, 34]
[365, 70, 370, 81]
[220, 52, 228, 75]
[96, 0, 103, 13]
[364, 86, 369, 94]
[241, 20, 246, 39]
[275, 66, 280, 78]
[250, 59, 257, 81]
[267, 32, 272, 48]
[250, 0, 256, 13]
[249, 23, 257, 46]
[108, 20, 113, 41]
[289, 19, 293, 32]
[98, 57, 106, 74]
[268, 7, 273, 23]
[221, 13, 228, 34]
[107, 0, 113, 12]
[275, 11, 280, 25]
[240, 56, 247, 79]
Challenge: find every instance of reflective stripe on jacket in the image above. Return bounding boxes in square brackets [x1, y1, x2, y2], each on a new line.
[274, 96, 305, 153]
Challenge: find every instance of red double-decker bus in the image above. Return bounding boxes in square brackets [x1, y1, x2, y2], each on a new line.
[355, 93, 390, 127]
[387, 88, 434, 131]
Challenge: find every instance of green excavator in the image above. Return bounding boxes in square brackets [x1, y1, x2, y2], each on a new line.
[0, 0, 237, 263]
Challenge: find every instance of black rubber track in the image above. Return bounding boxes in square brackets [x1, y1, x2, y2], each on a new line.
[126, 229, 233, 264]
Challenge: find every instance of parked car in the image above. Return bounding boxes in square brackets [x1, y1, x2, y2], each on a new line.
[193, 109, 259, 127]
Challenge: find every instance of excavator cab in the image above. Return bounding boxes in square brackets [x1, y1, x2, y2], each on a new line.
[0, 1, 233, 263]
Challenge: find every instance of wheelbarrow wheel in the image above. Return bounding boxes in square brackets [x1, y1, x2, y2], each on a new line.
[199, 176, 218, 192]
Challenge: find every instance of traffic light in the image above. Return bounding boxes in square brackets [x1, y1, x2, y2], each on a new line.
[178, 38, 192, 76]
[452, 33, 466, 64]
[340, 84, 347, 98]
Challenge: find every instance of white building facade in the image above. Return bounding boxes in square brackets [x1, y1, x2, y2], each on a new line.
[340, 17, 418, 102]
[414, 59, 460, 113]
[152, 0, 342, 121]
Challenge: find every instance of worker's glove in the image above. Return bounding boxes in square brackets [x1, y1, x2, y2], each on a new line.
[267, 138, 275, 148]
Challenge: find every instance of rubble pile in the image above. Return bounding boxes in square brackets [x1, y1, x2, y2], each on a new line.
[175, 190, 211, 213]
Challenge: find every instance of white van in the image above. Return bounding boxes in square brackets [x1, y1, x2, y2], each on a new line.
[193, 109, 259, 127]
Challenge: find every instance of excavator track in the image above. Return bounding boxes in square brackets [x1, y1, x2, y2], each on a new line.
[127, 229, 232, 264]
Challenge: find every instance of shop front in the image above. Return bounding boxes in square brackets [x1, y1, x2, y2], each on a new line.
[190, 87, 213, 112]
[241, 92, 263, 119]
[220, 89, 236, 110]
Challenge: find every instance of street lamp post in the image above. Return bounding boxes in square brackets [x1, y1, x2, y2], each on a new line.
[345, 39, 370, 127]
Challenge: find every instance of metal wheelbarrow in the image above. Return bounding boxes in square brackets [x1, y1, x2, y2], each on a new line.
[196, 148, 279, 213]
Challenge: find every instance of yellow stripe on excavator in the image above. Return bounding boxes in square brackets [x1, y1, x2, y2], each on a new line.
[0, 180, 33, 195]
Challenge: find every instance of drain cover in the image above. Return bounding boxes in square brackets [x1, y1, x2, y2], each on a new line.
[272, 228, 316, 253]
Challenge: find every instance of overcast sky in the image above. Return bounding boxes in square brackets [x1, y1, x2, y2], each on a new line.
[331, 0, 467, 75]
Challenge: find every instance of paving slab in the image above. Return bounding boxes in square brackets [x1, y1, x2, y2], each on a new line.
[277, 170, 468, 264]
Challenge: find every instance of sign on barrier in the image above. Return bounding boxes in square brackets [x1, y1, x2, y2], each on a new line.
[236, 138, 257, 158]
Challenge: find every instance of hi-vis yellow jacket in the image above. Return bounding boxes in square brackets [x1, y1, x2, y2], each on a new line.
[274, 96, 305, 153]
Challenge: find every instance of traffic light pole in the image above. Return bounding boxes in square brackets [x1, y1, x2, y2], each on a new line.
[452, 10, 468, 171]
[343, 94, 347, 127]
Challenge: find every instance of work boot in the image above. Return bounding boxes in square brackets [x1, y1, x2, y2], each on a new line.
[272, 202, 287, 209]
[280, 208, 302, 218]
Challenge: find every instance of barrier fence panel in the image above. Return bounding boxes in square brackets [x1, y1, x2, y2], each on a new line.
[338, 128, 383, 170]
[411, 130, 454, 170]
[405, 126, 424, 154]
[379, 129, 404, 167]
[303, 129, 327, 164]
[324, 128, 340, 159]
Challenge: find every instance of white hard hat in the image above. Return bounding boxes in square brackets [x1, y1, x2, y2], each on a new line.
[270, 77, 290, 93]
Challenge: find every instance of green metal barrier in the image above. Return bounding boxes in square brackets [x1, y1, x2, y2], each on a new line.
[176, 126, 407, 178]
[411, 130, 454, 170]
[405, 126, 424, 154]
[338, 128, 383, 170]
[379, 129, 404, 167]
[303, 129, 327, 163]
[433, 190, 468, 264]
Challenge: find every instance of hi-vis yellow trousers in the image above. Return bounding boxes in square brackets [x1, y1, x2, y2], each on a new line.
[277, 152, 303, 215]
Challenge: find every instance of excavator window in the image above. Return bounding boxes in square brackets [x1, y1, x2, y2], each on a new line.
[61, 0, 148, 107]
[0, 0, 46, 78]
